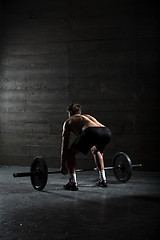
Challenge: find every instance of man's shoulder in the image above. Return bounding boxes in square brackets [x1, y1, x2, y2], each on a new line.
[83, 114, 93, 119]
[68, 115, 82, 121]
[83, 114, 90, 117]
[64, 116, 75, 127]
[64, 115, 82, 128]
[64, 114, 85, 126]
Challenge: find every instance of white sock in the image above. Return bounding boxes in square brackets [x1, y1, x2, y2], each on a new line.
[70, 173, 77, 184]
[99, 170, 106, 181]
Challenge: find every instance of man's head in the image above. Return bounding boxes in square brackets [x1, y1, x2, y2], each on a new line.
[67, 103, 82, 117]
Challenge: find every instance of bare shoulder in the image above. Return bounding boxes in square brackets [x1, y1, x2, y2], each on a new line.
[83, 114, 92, 118]
[64, 115, 77, 127]
[83, 114, 96, 120]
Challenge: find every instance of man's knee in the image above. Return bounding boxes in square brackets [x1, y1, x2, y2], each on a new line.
[91, 146, 98, 155]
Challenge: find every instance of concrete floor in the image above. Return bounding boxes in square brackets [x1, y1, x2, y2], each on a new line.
[0, 165, 160, 240]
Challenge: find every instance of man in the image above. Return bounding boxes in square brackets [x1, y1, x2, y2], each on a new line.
[60, 103, 112, 191]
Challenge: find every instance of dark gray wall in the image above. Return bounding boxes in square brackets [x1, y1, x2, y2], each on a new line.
[0, 0, 159, 171]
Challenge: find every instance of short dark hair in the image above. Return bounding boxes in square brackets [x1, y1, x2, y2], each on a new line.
[67, 103, 82, 116]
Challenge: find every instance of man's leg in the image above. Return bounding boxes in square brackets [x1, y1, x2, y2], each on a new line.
[64, 146, 79, 191]
[91, 146, 107, 187]
[91, 146, 104, 170]
[66, 146, 79, 172]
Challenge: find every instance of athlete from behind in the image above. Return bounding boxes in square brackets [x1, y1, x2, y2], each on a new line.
[60, 103, 112, 191]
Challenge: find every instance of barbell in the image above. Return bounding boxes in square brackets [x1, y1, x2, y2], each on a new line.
[13, 152, 142, 191]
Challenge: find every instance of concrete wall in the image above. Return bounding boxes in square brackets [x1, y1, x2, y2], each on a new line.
[0, 0, 159, 171]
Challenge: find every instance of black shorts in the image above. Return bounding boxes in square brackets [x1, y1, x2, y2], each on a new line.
[71, 127, 112, 154]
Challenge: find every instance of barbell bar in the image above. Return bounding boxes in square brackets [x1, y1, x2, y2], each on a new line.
[13, 152, 142, 191]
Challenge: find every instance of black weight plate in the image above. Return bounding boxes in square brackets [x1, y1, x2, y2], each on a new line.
[30, 156, 48, 191]
[112, 152, 132, 183]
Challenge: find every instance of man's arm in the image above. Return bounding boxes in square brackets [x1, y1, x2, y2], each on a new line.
[61, 120, 70, 174]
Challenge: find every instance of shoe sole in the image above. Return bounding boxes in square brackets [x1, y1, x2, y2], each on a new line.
[63, 186, 79, 191]
[96, 182, 107, 187]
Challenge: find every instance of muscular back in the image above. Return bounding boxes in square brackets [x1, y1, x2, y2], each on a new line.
[64, 114, 105, 136]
